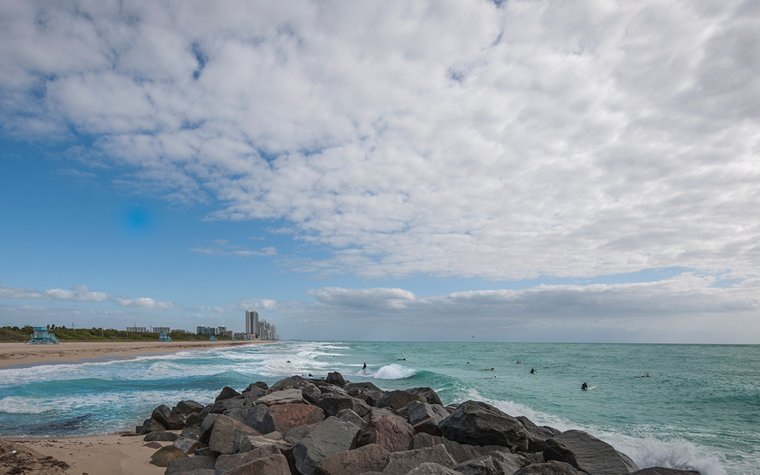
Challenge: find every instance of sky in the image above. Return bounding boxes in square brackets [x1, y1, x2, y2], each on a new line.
[1, 0, 759, 343]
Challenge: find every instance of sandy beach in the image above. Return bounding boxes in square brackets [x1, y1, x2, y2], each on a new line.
[0, 340, 271, 369]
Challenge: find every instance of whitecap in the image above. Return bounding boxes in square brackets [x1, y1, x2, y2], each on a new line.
[373, 364, 417, 380]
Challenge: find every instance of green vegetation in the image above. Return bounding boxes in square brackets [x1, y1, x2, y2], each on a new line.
[0, 325, 230, 343]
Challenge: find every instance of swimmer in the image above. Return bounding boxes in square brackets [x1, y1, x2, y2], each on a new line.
[581, 382, 589, 391]
[530, 368, 536, 374]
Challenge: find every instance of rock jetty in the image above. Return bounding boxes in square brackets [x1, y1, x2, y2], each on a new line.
[134, 372, 701, 475]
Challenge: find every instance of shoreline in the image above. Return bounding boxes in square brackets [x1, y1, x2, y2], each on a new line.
[0, 340, 275, 370]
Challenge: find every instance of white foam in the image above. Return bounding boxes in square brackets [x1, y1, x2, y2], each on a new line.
[0, 396, 50, 414]
[373, 364, 417, 380]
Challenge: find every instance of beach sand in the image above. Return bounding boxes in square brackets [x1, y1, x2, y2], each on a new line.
[0, 433, 165, 475]
[0, 340, 271, 369]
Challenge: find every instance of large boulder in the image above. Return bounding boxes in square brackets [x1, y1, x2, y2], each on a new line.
[256, 388, 306, 406]
[453, 450, 527, 475]
[406, 463, 464, 475]
[210, 397, 246, 414]
[165, 455, 216, 475]
[224, 454, 291, 475]
[408, 401, 450, 435]
[149, 445, 186, 467]
[336, 408, 368, 430]
[271, 375, 312, 391]
[543, 430, 639, 475]
[517, 416, 560, 452]
[631, 469, 700, 475]
[345, 382, 386, 406]
[412, 433, 503, 464]
[326, 371, 346, 386]
[137, 417, 166, 434]
[514, 460, 582, 475]
[378, 390, 425, 411]
[292, 416, 362, 475]
[439, 400, 529, 452]
[317, 443, 391, 475]
[143, 430, 177, 442]
[152, 404, 184, 430]
[173, 435, 204, 455]
[216, 386, 241, 402]
[208, 414, 262, 454]
[215, 444, 281, 474]
[242, 384, 268, 403]
[176, 400, 205, 415]
[355, 408, 416, 453]
[198, 413, 218, 444]
[269, 403, 325, 432]
[316, 393, 371, 417]
[239, 432, 294, 454]
[408, 387, 444, 406]
[227, 404, 275, 434]
[382, 444, 456, 474]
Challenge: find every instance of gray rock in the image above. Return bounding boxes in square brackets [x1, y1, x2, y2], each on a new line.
[216, 386, 241, 402]
[412, 433, 504, 464]
[631, 469, 701, 475]
[378, 390, 426, 411]
[383, 445, 456, 474]
[292, 416, 362, 475]
[223, 453, 291, 475]
[199, 413, 218, 444]
[152, 404, 184, 430]
[326, 371, 346, 386]
[517, 417, 558, 452]
[149, 445, 186, 467]
[226, 404, 274, 434]
[242, 385, 267, 404]
[176, 400, 205, 415]
[256, 388, 306, 406]
[408, 387, 444, 406]
[408, 401, 450, 426]
[137, 417, 166, 434]
[208, 414, 262, 454]
[337, 408, 368, 430]
[210, 397, 246, 414]
[345, 382, 386, 406]
[143, 430, 178, 442]
[406, 463, 464, 475]
[269, 403, 325, 433]
[165, 455, 216, 474]
[239, 432, 293, 454]
[453, 450, 527, 475]
[543, 430, 639, 475]
[439, 401, 529, 451]
[317, 443, 391, 475]
[185, 413, 205, 429]
[355, 408, 415, 453]
[316, 393, 371, 417]
[215, 444, 281, 474]
[271, 375, 312, 391]
[514, 460, 582, 475]
[174, 435, 204, 455]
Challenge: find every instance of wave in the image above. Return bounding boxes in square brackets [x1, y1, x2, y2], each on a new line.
[373, 364, 417, 380]
[0, 396, 50, 414]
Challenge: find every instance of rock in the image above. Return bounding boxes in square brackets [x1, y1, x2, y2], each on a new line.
[378, 390, 426, 411]
[143, 441, 162, 449]
[149, 445, 186, 467]
[181, 470, 214, 475]
[215, 444, 281, 473]
[345, 382, 386, 406]
[152, 404, 184, 430]
[210, 397, 246, 414]
[137, 417, 166, 434]
[256, 388, 306, 406]
[408, 402, 450, 426]
[408, 387, 444, 406]
[239, 432, 294, 454]
[631, 469, 701, 475]
[227, 404, 275, 434]
[242, 385, 267, 403]
[406, 462, 464, 475]
[317, 443, 391, 475]
[269, 403, 325, 432]
[518, 416, 559, 452]
[543, 430, 639, 475]
[165, 455, 216, 474]
[514, 460, 582, 475]
[336, 408, 368, 430]
[355, 408, 415, 453]
[185, 413, 205, 429]
[439, 400, 529, 451]
[173, 435, 204, 455]
[208, 414, 262, 454]
[412, 433, 504, 464]
[176, 400, 205, 414]
[271, 375, 312, 391]
[326, 371, 346, 386]
[199, 413, 218, 444]
[316, 393, 371, 417]
[382, 445, 456, 474]
[292, 416, 362, 475]
[223, 453, 291, 475]
[453, 450, 527, 475]
[143, 431, 178, 442]
[216, 386, 242, 402]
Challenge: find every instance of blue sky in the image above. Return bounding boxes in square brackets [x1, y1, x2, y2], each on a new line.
[1, 1, 759, 342]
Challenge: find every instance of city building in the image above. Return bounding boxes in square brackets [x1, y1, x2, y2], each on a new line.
[245, 310, 258, 335]
[245, 310, 278, 340]
[127, 326, 147, 333]
[152, 326, 171, 334]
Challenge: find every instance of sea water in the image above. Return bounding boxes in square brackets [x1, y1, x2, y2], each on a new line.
[0, 341, 757, 474]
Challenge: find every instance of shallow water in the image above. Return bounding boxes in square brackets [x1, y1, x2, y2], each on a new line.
[0, 341, 757, 474]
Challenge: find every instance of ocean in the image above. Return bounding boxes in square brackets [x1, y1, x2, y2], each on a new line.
[0, 341, 757, 474]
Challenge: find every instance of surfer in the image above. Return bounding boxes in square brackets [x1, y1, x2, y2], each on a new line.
[581, 382, 589, 391]
[530, 368, 536, 374]
[636, 372, 650, 378]
[362, 362, 367, 371]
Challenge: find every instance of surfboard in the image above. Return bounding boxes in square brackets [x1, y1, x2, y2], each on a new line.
[583, 385, 597, 391]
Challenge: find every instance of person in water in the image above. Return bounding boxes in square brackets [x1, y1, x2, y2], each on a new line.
[581, 382, 589, 391]
[362, 362, 367, 370]
[530, 368, 536, 374]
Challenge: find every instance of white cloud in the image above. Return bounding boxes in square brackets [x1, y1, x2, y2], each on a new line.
[0, 285, 108, 302]
[116, 297, 174, 310]
[191, 239, 277, 257]
[1, 0, 759, 283]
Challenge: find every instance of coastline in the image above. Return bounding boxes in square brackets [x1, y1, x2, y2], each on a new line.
[0, 340, 274, 370]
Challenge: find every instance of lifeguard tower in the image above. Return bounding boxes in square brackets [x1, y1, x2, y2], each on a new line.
[159, 330, 172, 342]
[210, 335, 217, 342]
[28, 326, 59, 344]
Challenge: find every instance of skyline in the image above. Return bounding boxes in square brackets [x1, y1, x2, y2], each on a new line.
[1, 1, 759, 343]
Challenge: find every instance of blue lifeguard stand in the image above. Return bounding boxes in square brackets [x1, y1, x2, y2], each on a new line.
[159, 330, 172, 342]
[28, 326, 59, 344]
[210, 335, 217, 342]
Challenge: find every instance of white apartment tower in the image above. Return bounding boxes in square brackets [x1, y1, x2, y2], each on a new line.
[245, 310, 259, 336]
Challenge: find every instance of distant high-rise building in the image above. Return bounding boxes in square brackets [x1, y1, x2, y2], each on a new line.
[245, 310, 259, 335]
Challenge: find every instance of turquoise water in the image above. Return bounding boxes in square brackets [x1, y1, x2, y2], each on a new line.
[0, 341, 757, 474]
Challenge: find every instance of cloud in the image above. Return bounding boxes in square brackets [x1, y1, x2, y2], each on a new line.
[191, 239, 277, 257]
[116, 297, 174, 309]
[309, 287, 416, 310]
[1, 1, 759, 283]
[0, 285, 107, 302]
